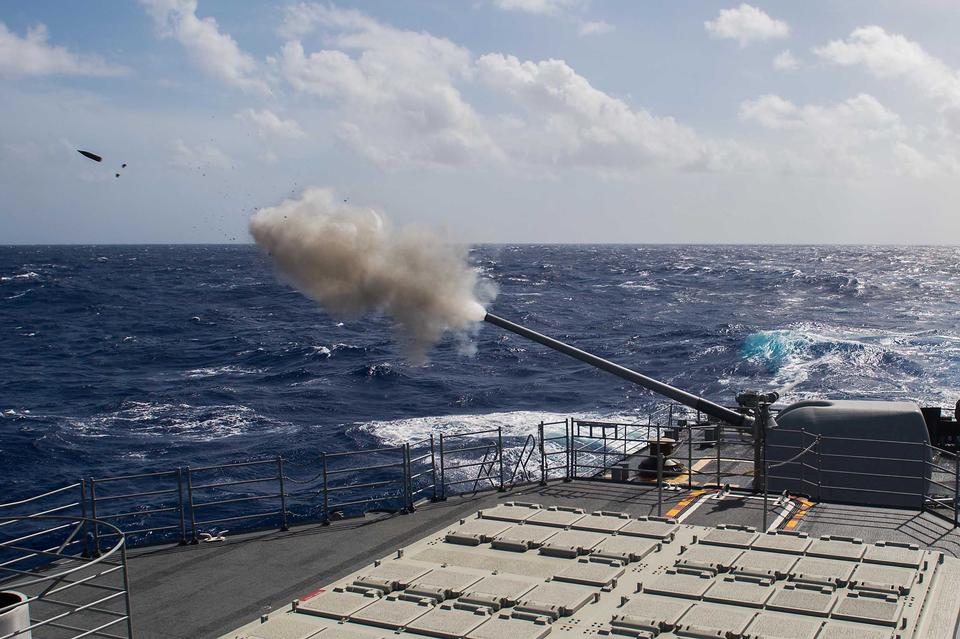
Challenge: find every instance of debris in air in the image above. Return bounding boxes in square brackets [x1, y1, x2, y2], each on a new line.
[77, 150, 128, 178]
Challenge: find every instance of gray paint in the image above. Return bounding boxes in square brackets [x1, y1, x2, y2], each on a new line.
[767, 400, 930, 508]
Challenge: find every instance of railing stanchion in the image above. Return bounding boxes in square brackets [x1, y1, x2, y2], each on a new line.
[716, 425, 722, 488]
[687, 421, 693, 490]
[623, 423, 627, 461]
[277, 456, 289, 531]
[78, 477, 90, 557]
[656, 425, 663, 517]
[409, 443, 417, 511]
[762, 429, 769, 531]
[439, 434, 447, 500]
[177, 467, 187, 545]
[120, 537, 135, 638]
[321, 453, 330, 524]
[539, 422, 547, 485]
[816, 436, 823, 501]
[498, 427, 505, 491]
[79, 479, 89, 558]
[430, 434, 439, 501]
[603, 426, 609, 476]
[799, 427, 806, 490]
[921, 445, 928, 513]
[186, 467, 198, 543]
[89, 477, 100, 555]
[954, 448, 959, 528]
[403, 444, 412, 512]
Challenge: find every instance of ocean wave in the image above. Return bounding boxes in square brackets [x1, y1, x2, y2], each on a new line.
[357, 409, 652, 446]
[0, 271, 40, 283]
[355, 409, 656, 482]
[4, 244, 960, 505]
[618, 281, 659, 291]
[351, 363, 399, 378]
[68, 401, 294, 441]
[183, 365, 265, 379]
[741, 324, 942, 402]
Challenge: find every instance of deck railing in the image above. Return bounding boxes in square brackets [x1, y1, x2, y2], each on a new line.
[0, 515, 134, 639]
[7, 403, 960, 552]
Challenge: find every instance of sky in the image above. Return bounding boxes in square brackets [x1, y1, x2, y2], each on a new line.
[2, 1, 960, 244]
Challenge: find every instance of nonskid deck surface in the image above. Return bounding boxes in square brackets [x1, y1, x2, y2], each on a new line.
[220, 499, 960, 639]
[124, 480, 960, 638]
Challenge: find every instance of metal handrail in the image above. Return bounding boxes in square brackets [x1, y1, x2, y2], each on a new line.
[11, 406, 960, 552]
[0, 483, 81, 509]
[0, 515, 133, 639]
[183, 458, 288, 541]
[470, 444, 500, 495]
[508, 434, 537, 487]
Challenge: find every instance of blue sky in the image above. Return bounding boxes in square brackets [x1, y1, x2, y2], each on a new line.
[3, 0, 960, 243]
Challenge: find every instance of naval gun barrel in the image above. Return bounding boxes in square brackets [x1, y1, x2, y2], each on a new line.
[484, 313, 753, 428]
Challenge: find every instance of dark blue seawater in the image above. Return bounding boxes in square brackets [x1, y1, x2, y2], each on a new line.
[2, 245, 960, 503]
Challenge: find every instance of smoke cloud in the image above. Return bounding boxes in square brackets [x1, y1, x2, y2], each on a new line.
[249, 188, 496, 358]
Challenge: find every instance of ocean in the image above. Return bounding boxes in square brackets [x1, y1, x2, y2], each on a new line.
[2, 244, 960, 507]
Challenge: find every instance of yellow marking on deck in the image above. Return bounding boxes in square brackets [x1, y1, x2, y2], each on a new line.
[665, 457, 713, 486]
[665, 489, 710, 519]
[782, 497, 815, 530]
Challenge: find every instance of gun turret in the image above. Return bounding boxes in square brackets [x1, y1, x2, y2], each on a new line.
[484, 312, 753, 428]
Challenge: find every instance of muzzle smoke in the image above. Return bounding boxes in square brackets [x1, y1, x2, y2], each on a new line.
[249, 188, 496, 358]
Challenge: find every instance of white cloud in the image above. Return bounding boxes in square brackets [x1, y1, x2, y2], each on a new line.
[277, 2, 328, 40]
[491, 0, 585, 16]
[578, 20, 613, 37]
[738, 93, 953, 177]
[275, 5, 499, 169]
[488, 0, 609, 38]
[476, 53, 751, 172]
[272, 5, 754, 175]
[773, 50, 799, 71]
[814, 26, 960, 133]
[140, 0, 270, 95]
[236, 108, 305, 139]
[740, 93, 900, 131]
[0, 22, 128, 77]
[704, 4, 789, 48]
[169, 139, 232, 170]
[893, 142, 940, 178]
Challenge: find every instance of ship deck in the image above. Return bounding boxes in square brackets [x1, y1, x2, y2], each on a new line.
[125, 478, 960, 639]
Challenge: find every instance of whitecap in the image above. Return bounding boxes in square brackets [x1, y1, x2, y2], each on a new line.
[183, 365, 264, 379]
[357, 409, 657, 484]
[68, 401, 293, 441]
[1, 271, 40, 283]
[618, 281, 659, 291]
